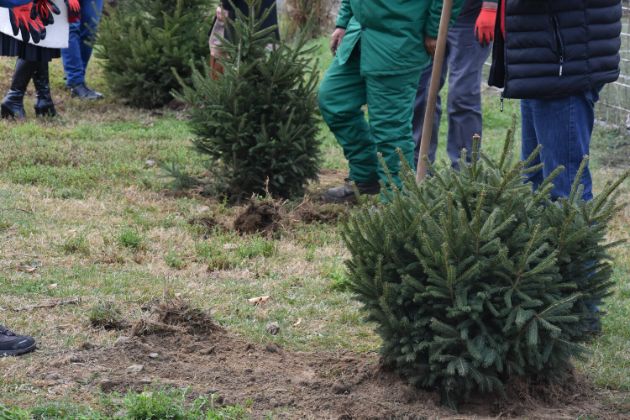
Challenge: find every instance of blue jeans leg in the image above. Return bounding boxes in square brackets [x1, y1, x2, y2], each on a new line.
[520, 89, 598, 201]
[521, 100, 545, 190]
[62, 0, 104, 86]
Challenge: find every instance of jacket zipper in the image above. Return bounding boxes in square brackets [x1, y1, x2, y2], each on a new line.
[552, 15, 565, 77]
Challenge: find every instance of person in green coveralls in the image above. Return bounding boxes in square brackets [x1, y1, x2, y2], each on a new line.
[320, 0, 463, 203]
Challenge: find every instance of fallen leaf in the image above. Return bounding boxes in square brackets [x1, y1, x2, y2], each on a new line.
[127, 364, 144, 374]
[18, 260, 41, 273]
[195, 205, 211, 214]
[293, 318, 302, 327]
[248, 296, 270, 305]
[48, 284, 58, 290]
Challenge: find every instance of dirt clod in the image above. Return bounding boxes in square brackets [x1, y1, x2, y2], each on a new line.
[233, 197, 284, 234]
[332, 382, 351, 395]
[265, 322, 280, 336]
[265, 343, 281, 353]
[131, 298, 223, 337]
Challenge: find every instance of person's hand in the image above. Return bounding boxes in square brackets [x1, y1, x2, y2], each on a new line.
[424, 36, 437, 57]
[475, 2, 497, 47]
[330, 27, 346, 55]
[35, 0, 61, 26]
[9, 4, 46, 44]
[215, 5, 228, 22]
[64, 0, 80, 23]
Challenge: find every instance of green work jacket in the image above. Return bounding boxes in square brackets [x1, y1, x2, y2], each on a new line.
[335, 0, 463, 76]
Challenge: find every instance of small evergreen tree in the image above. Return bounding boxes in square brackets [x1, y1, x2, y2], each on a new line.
[97, 0, 212, 108]
[176, 1, 321, 200]
[342, 128, 628, 407]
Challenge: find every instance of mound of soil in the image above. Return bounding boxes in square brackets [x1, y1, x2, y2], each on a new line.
[233, 197, 285, 234]
[127, 298, 224, 337]
[32, 314, 618, 419]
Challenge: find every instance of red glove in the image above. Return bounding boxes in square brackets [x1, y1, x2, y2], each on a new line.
[9, 3, 46, 44]
[65, 0, 80, 23]
[35, 0, 61, 26]
[474, 2, 497, 47]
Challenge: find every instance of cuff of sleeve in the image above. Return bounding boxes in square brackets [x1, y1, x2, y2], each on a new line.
[425, 27, 438, 38]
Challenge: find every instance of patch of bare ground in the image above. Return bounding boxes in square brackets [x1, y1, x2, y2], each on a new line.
[10, 300, 624, 419]
[232, 195, 349, 235]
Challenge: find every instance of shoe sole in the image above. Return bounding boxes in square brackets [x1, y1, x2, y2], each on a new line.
[0, 343, 36, 357]
[71, 93, 104, 100]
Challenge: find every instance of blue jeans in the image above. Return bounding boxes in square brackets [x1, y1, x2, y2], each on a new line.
[413, 21, 491, 168]
[522, 90, 602, 331]
[521, 88, 600, 202]
[61, 0, 104, 87]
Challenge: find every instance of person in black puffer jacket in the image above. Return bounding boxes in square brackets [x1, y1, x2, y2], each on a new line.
[489, 0, 622, 201]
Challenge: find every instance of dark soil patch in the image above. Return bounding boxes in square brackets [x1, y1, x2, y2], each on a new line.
[291, 199, 348, 224]
[29, 326, 622, 418]
[233, 197, 285, 235]
[130, 298, 224, 337]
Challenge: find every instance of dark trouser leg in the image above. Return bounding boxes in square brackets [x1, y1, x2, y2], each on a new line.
[445, 22, 491, 168]
[1, 59, 37, 120]
[319, 50, 376, 184]
[412, 48, 448, 166]
[366, 70, 422, 189]
[319, 49, 380, 203]
[33, 61, 57, 117]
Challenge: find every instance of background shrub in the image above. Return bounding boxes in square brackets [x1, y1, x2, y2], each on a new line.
[342, 133, 628, 406]
[284, 0, 334, 40]
[177, 3, 321, 200]
[97, 0, 212, 108]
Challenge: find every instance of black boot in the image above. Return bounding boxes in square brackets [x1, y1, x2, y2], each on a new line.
[1, 59, 37, 120]
[323, 178, 380, 204]
[0, 325, 36, 357]
[33, 61, 57, 117]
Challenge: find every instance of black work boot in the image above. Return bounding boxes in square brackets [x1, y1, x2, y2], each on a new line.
[323, 178, 380, 204]
[1, 59, 37, 120]
[0, 325, 36, 357]
[33, 61, 57, 117]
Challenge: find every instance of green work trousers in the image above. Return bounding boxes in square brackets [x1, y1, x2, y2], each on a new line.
[318, 48, 420, 187]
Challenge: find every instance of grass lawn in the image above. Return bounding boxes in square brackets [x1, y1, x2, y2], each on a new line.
[0, 38, 629, 417]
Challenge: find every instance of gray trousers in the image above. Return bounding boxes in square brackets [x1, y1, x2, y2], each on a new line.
[413, 21, 491, 168]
